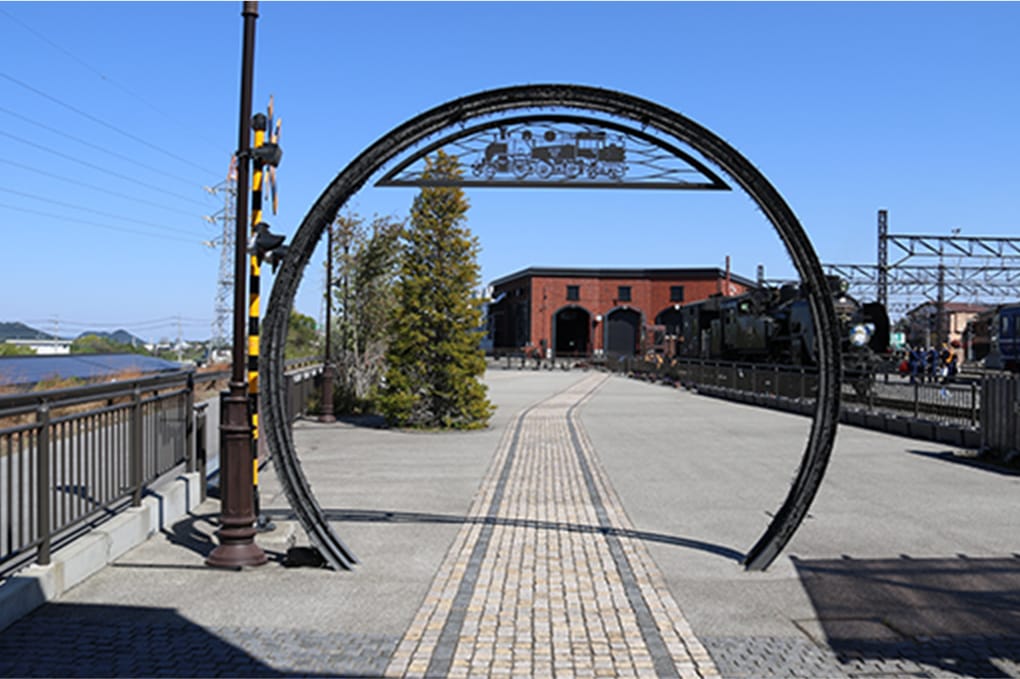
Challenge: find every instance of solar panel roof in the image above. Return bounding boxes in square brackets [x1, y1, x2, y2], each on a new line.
[0, 354, 184, 387]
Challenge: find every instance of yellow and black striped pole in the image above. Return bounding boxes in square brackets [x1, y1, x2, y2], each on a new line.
[249, 111, 267, 528]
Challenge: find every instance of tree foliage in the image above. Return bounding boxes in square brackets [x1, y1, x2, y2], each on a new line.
[328, 212, 403, 412]
[378, 151, 493, 429]
[0, 343, 35, 356]
[285, 310, 321, 360]
[71, 334, 150, 355]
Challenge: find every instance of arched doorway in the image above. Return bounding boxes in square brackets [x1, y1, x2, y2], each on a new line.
[605, 307, 641, 357]
[553, 305, 591, 357]
[655, 306, 684, 337]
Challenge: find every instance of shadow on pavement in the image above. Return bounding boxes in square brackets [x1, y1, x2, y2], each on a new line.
[0, 602, 375, 677]
[161, 511, 220, 558]
[793, 555, 1020, 677]
[906, 449, 1020, 477]
[262, 507, 745, 563]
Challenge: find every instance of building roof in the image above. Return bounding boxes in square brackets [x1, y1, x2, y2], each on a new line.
[906, 301, 996, 316]
[490, 266, 757, 289]
[0, 354, 184, 387]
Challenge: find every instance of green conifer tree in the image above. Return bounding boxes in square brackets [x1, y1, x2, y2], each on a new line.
[378, 151, 493, 429]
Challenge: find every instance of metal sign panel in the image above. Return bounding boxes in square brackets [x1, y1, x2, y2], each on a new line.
[376, 115, 730, 191]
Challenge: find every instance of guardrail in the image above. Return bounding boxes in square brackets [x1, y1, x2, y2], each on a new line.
[0, 358, 322, 578]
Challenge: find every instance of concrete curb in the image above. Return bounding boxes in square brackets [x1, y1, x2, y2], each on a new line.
[0, 471, 202, 633]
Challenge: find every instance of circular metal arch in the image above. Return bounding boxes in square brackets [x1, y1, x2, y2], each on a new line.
[262, 84, 841, 572]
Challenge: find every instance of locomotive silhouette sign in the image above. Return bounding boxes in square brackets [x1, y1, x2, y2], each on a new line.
[474, 127, 626, 181]
[377, 115, 730, 190]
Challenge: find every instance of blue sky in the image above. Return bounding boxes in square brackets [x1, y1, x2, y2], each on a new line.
[3, 2, 1018, 342]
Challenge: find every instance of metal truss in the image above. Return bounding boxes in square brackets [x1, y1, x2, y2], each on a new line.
[819, 212, 1020, 317]
[825, 262, 1020, 311]
[885, 234, 1020, 267]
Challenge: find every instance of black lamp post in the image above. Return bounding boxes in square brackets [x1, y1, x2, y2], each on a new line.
[206, 0, 267, 569]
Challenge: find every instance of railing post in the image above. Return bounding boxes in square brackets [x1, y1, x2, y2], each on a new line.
[186, 373, 196, 473]
[970, 381, 978, 427]
[131, 387, 143, 507]
[913, 381, 920, 420]
[800, 368, 806, 400]
[194, 402, 209, 502]
[36, 403, 51, 566]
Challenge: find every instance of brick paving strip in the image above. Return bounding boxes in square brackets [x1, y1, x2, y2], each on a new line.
[385, 373, 719, 678]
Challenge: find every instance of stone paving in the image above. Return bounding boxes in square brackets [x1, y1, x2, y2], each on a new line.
[2, 369, 1019, 678]
[385, 373, 717, 679]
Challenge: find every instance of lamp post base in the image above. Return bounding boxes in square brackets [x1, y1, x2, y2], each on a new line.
[207, 383, 268, 569]
[206, 540, 268, 569]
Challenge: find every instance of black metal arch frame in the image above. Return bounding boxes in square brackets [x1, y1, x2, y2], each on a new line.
[262, 84, 841, 572]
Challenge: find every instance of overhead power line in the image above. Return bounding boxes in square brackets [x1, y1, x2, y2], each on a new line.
[26, 316, 212, 330]
[0, 6, 223, 149]
[0, 106, 206, 188]
[0, 202, 209, 245]
[0, 187, 210, 238]
[0, 72, 220, 178]
[0, 130, 213, 209]
[0, 158, 203, 218]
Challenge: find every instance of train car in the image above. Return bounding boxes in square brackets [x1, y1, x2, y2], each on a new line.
[671, 277, 890, 384]
[983, 303, 1020, 371]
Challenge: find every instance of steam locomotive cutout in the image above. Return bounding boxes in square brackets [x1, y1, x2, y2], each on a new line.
[471, 129, 628, 181]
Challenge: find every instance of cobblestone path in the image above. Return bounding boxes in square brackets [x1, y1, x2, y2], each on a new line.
[385, 373, 718, 679]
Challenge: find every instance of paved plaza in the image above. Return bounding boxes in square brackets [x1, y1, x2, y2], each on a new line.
[1, 369, 1018, 677]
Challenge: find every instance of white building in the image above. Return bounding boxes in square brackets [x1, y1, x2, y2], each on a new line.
[4, 339, 73, 355]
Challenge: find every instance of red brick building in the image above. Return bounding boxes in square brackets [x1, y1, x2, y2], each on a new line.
[487, 267, 756, 358]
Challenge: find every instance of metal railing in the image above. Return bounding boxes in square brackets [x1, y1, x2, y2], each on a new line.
[615, 356, 981, 428]
[1, 372, 193, 573]
[0, 359, 322, 578]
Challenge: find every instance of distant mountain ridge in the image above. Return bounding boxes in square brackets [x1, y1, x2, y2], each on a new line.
[75, 329, 145, 346]
[0, 322, 54, 341]
[1, 323, 145, 346]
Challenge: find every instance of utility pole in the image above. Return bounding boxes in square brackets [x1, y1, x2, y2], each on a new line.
[207, 0, 267, 569]
[320, 222, 336, 422]
[206, 158, 238, 350]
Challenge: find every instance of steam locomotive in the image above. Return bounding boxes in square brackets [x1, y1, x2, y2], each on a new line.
[471, 129, 627, 181]
[661, 277, 890, 386]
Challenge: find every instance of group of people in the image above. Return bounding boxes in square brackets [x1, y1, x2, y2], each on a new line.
[899, 342, 960, 384]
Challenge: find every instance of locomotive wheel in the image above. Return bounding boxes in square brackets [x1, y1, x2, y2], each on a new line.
[483, 163, 496, 180]
[511, 158, 530, 179]
[564, 160, 582, 178]
[535, 159, 553, 179]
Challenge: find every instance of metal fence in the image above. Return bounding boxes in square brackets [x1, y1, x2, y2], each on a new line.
[616, 356, 981, 428]
[981, 375, 1020, 455]
[0, 359, 322, 577]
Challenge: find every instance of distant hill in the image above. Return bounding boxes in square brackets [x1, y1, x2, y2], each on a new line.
[0, 322, 54, 341]
[76, 329, 145, 347]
